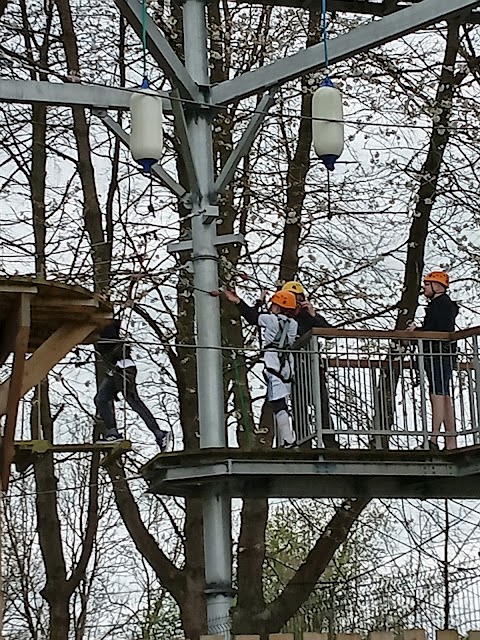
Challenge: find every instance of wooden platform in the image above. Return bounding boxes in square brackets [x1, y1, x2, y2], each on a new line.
[0, 276, 113, 490]
[13, 439, 132, 472]
[0, 276, 112, 356]
[141, 445, 480, 499]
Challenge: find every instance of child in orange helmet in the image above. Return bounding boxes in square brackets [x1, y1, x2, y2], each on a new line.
[224, 289, 298, 447]
[407, 271, 459, 450]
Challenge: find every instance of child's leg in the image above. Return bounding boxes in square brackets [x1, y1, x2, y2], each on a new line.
[274, 405, 296, 446]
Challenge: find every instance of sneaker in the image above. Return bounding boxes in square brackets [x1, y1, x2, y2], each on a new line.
[101, 433, 123, 443]
[157, 431, 173, 453]
[428, 440, 440, 452]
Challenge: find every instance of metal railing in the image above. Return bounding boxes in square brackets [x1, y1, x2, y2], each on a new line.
[291, 327, 480, 450]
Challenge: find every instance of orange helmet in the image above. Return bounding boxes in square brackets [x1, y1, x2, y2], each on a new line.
[282, 281, 305, 295]
[424, 271, 449, 288]
[271, 290, 297, 310]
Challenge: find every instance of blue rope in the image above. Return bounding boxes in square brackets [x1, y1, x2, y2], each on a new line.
[141, 0, 148, 86]
[322, 0, 329, 73]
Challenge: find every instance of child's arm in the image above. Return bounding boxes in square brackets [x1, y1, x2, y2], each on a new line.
[224, 289, 260, 325]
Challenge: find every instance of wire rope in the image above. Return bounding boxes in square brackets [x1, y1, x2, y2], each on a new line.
[141, 0, 148, 86]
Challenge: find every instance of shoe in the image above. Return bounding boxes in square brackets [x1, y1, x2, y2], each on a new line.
[157, 431, 173, 453]
[323, 435, 340, 449]
[428, 441, 440, 452]
[97, 433, 123, 443]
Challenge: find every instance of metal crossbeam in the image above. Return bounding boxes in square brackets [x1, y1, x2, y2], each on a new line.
[0, 79, 172, 111]
[93, 110, 187, 199]
[114, 0, 200, 102]
[143, 454, 480, 499]
[230, 0, 419, 15]
[0, 79, 124, 110]
[170, 89, 200, 194]
[214, 90, 276, 195]
[211, 0, 480, 105]
[167, 232, 245, 254]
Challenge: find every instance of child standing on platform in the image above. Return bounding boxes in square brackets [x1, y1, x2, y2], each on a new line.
[224, 289, 298, 447]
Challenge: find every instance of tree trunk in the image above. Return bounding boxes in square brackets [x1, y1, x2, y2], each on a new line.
[279, 10, 321, 281]
[54, 0, 110, 292]
[396, 19, 464, 328]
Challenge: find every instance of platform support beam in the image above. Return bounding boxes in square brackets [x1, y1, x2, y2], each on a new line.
[0, 322, 97, 417]
[0, 293, 32, 491]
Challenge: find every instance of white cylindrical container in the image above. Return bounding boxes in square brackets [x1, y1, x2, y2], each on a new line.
[130, 89, 163, 173]
[312, 81, 344, 170]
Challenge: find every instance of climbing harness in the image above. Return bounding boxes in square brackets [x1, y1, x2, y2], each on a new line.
[263, 316, 295, 384]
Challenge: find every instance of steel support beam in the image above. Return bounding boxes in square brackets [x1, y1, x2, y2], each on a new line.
[211, 0, 480, 105]
[231, 0, 419, 15]
[142, 455, 480, 499]
[170, 89, 200, 194]
[114, 0, 200, 102]
[167, 232, 245, 254]
[93, 110, 187, 199]
[0, 79, 171, 111]
[214, 89, 276, 195]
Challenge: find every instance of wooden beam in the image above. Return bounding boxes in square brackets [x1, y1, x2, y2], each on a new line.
[0, 322, 97, 417]
[1, 294, 31, 490]
[14, 439, 132, 454]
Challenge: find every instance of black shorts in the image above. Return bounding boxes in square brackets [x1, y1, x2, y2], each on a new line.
[424, 356, 454, 396]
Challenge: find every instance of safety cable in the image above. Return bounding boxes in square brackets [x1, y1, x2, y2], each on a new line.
[322, 0, 329, 73]
[141, 0, 148, 85]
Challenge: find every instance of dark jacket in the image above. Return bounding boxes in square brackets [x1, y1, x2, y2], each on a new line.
[295, 308, 331, 337]
[421, 293, 459, 356]
[96, 320, 132, 369]
[237, 300, 331, 338]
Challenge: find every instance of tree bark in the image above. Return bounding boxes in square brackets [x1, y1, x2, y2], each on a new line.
[33, 382, 100, 640]
[279, 10, 321, 282]
[396, 19, 464, 328]
[234, 498, 369, 637]
[54, 0, 110, 292]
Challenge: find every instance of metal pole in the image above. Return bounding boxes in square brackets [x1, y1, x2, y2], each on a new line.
[472, 336, 480, 444]
[311, 337, 324, 447]
[417, 340, 429, 449]
[182, 0, 232, 634]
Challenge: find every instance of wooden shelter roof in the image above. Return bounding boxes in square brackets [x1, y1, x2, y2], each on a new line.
[0, 276, 112, 358]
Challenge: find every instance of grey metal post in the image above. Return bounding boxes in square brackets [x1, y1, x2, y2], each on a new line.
[417, 340, 430, 449]
[311, 336, 325, 447]
[182, 0, 232, 635]
[472, 336, 480, 444]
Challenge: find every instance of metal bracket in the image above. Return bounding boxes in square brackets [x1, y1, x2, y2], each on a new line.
[167, 232, 245, 254]
[204, 583, 236, 597]
[202, 204, 219, 224]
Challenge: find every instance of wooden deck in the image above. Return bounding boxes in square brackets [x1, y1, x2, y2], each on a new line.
[0, 276, 113, 490]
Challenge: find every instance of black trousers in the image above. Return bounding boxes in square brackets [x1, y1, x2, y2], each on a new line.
[94, 366, 163, 442]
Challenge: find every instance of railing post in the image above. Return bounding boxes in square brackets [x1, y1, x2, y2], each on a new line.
[472, 335, 480, 444]
[311, 335, 325, 447]
[417, 338, 429, 449]
[372, 368, 383, 449]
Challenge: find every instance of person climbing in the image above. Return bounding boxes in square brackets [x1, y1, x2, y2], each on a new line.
[231, 280, 338, 448]
[407, 271, 459, 451]
[94, 319, 173, 452]
[224, 289, 298, 447]
[282, 281, 338, 449]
